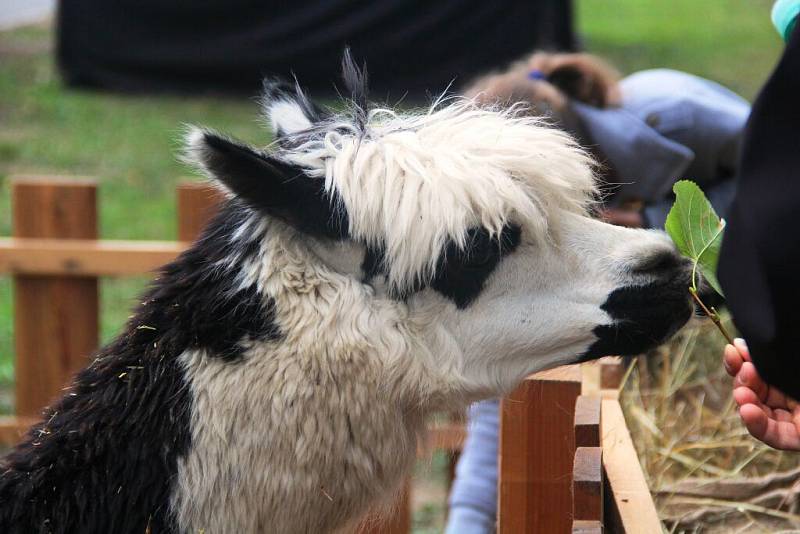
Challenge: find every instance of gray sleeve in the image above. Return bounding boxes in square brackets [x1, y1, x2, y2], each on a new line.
[445, 399, 500, 534]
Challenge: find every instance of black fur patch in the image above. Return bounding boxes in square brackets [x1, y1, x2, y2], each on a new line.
[431, 225, 522, 308]
[363, 225, 521, 308]
[197, 132, 349, 240]
[341, 49, 369, 133]
[0, 201, 280, 533]
[580, 276, 693, 361]
[138, 202, 282, 361]
[361, 244, 385, 283]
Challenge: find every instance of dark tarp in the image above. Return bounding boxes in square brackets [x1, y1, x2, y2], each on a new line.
[57, 0, 574, 100]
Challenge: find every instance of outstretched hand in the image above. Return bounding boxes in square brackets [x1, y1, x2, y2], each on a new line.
[724, 339, 800, 451]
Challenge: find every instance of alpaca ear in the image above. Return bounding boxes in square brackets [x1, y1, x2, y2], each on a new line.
[260, 79, 326, 138]
[184, 128, 347, 238]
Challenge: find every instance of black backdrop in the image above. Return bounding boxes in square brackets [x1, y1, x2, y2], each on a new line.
[57, 0, 574, 100]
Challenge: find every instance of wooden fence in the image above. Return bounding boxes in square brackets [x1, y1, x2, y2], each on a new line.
[0, 176, 660, 533]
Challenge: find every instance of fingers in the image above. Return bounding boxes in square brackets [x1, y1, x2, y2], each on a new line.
[771, 408, 796, 423]
[764, 382, 794, 411]
[733, 338, 750, 361]
[723, 344, 743, 376]
[739, 403, 800, 451]
[737, 361, 796, 410]
[739, 403, 769, 442]
[733, 386, 773, 418]
[736, 394, 800, 451]
[733, 385, 760, 406]
[723, 338, 751, 376]
[728, 337, 800, 451]
[736, 362, 771, 402]
[727, 338, 798, 410]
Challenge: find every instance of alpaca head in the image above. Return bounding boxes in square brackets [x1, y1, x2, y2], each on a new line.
[184, 58, 692, 396]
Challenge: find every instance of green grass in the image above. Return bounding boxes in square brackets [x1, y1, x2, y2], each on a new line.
[577, 0, 782, 100]
[0, 24, 271, 386]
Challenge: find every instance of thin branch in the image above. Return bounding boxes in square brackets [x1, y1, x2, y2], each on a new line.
[690, 287, 734, 345]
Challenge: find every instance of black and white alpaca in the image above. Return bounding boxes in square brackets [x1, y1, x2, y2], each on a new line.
[0, 59, 693, 533]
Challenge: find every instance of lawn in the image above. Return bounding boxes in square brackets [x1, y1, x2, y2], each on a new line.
[0, 0, 787, 528]
[575, 0, 781, 100]
[0, 27, 269, 385]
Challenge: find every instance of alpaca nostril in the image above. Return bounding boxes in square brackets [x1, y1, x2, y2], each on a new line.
[632, 250, 685, 275]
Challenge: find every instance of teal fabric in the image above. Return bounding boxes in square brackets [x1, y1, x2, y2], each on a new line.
[772, 0, 800, 41]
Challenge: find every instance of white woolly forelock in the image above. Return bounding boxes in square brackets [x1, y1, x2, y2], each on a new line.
[278, 99, 598, 292]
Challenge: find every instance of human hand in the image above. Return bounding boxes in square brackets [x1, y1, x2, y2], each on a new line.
[724, 338, 800, 451]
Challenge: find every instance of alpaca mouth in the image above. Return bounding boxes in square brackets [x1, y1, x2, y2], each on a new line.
[579, 277, 694, 360]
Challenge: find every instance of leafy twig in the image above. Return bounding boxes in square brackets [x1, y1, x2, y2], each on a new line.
[689, 288, 734, 345]
[666, 181, 733, 345]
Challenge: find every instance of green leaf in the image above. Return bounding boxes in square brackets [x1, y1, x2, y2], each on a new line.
[665, 180, 725, 296]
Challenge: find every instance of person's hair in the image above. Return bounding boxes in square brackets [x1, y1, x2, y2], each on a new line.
[464, 51, 621, 111]
[463, 52, 624, 191]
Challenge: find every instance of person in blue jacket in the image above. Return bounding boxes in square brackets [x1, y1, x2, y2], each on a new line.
[465, 51, 750, 230]
[449, 52, 752, 533]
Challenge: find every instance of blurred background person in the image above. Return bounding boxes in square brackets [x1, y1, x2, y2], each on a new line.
[465, 51, 750, 230]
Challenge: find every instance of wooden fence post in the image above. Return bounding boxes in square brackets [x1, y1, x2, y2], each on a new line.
[574, 396, 601, 449]
[600, 356, 625, 391]
[573, 447, 603, 522]
[12, 177, 98, 417]
[498, 365, 582, 534]
[177, 182, 224, 241]
[573, 395, 603, 532]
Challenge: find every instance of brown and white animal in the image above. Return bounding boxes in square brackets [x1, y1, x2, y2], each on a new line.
[0, 59, 693, 533]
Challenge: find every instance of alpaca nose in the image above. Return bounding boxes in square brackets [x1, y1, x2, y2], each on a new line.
[632, 249, 692, 280]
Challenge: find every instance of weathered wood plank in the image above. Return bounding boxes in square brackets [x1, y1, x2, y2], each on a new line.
[602, 398, 661, 533]
[575, 396, 601, 448]
[176, 182, 224, 242]
[573, 447, 603, 521]
[498, 365, 582, 534]
[0, 183, 224, 277]
[420, 422, 466, 455]
[0, 238, 185, 276]
[0, 416, 38, 445]
[572, 519, 603, 534]
[13, 178, 99, 416]
[600, 356, 625, 390]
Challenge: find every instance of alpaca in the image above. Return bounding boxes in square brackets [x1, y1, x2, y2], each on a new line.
[0, 58, 693, 533]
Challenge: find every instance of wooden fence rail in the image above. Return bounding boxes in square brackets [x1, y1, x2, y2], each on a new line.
[0, 176, 660, 532]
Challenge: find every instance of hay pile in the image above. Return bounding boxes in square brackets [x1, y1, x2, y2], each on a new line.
[621, 316, 800, 533]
